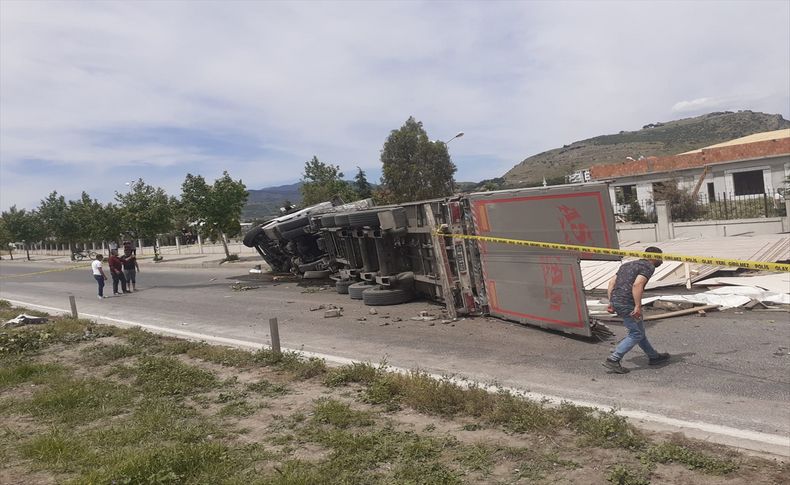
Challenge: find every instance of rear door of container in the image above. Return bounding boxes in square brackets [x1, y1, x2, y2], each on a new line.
[467, 183, 619, 336]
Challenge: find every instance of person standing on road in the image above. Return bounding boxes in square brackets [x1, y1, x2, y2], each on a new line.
[91, 254, 108, 299]
[121, 249, 140, 292]
[107, 249, 130, 295]
[603, 247, 670, 374]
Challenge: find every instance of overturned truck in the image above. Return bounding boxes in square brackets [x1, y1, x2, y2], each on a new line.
[243, 183, 619, 337]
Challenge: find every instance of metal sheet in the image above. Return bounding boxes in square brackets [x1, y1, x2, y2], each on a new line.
[468, 183, 620, 260]
[483, 253, 591, 337]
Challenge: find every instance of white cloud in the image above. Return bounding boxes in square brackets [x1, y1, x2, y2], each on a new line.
[1, 0, 788, 210]
[671, 97, 725, 113]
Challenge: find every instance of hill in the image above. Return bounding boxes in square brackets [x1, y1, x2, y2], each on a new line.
[242, 182, 302, 221]
[502, 110, 789, 185]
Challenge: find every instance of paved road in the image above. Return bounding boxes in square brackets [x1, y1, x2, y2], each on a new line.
[2, 260, 789, 454]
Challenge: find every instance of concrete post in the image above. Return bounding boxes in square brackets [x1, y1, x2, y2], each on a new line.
[175, 236, 181, 254]
[655, 201, 672, 241]
[197, 234, 204, 254]
[68, 296, 78, 319]
[784, 198, 790, 232]
[138, 239, 144, 255]
[268, 317, 281, 355]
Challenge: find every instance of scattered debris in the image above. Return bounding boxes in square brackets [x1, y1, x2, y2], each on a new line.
[653, 300, 695, 311]
[440, 320, 454, 325]
[392, 317, 402, 322]
[357, 317, 367, 322]
[369, 308, 378, 315]
[379, 322, 390, 326]
[410, 314, 437, 322]
[3, 314, 48, 328]
[230, 282, 260, 291]
[324, 308, 342, 318]
[180, 322, 189, 326]
[309, 304, 326, 312]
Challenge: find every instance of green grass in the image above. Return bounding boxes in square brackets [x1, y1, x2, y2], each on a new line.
[0, 361, 66, 388]
[27, 378, 132, 424]
[133, 356, 218, 397]
[0, 305, 776, 485]
[312, 398, 374, 428]
[607, 464, 650, 485]
[642, 441, 739, 474]
[79, 342, 140, 365]
[246, 378, 289, 397]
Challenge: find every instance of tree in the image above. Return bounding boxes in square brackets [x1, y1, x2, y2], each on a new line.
[180, 171, 248, 259]
[115, 179, 174, 256]
[69, 192, 119, 247]
[0, 217, 13, 260]
[353, 167, 372, 199]
[380, 117, 457, 203]
[300, 156, 357, 206]
[1, 206, 45, 260]
[38, 191, 79, 257]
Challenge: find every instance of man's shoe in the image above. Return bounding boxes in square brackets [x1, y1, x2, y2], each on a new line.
[649, 353, 670, 365]
[602, 358, 630, 374]
[123, 290, 131, 294]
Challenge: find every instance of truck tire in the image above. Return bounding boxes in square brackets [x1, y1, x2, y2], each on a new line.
[243, 226, 265, 247]
[333, 213, 350, 227]
[348, 210, 381, 227]
[335, 279, 356, 294]
[348, 281, 373, 300]
[362, 287, 414, 306]
[321, 214, 336, 227]
[280, 226, 308, 240]
[303, 270, 331, 279]
[278, 216, 310, 232]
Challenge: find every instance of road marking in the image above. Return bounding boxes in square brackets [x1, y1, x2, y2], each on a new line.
[0, 265, 90, 278]
[5, 297, 789, 456]
[441, 232, 790, 272]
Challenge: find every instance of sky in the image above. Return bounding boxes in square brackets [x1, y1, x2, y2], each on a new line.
[1, 0, 788, 211]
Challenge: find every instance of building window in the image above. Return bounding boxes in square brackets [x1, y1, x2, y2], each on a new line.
[614, 185, 637, 204]
[732, 170, 765, 196]
[707, 182, 715, 202]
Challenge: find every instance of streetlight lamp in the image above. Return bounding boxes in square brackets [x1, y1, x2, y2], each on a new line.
[444, 132, 464, 144]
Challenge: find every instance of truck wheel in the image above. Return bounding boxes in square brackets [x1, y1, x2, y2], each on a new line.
[348, 210, 381, 227]
[243, 225, 266, 247]
[335, 279, 356, 294]
[362, 287, 414, 306]
[348, 281, 373, 299]
[303, 270, 331, 279]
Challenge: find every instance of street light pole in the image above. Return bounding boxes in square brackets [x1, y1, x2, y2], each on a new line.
[445, 132, 464, 144]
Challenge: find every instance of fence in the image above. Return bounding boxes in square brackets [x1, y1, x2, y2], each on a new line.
[614, 190, 787, 223]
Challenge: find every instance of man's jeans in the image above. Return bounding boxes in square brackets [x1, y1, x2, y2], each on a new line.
[94, 275, 105, 297]
[609, 304, 659, 362]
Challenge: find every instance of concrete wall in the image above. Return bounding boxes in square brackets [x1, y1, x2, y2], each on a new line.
[617, 216, 789, 242]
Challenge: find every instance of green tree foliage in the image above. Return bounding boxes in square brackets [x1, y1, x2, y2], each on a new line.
[38, 192, 80, 257]
[0, 217, 13, 259]
[115, 179, 174, 245]
[380, 117, 457, 203]
[1, 206, 46, 260]
[300, 156, 357, 206]
[68, 192, 120, 244]
[653, 179, 703, 221]
[180, 172, 248, 258]
[353, 167, 372, 199]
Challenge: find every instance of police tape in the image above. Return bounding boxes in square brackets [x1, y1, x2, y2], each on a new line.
[438, 233, 790, 273]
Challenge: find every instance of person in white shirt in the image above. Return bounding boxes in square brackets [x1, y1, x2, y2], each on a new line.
[91, 254, 108, 299]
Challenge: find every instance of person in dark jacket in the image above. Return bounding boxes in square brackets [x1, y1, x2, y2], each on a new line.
[107, 249, 130, 295]
[603, 247, 669, 374]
